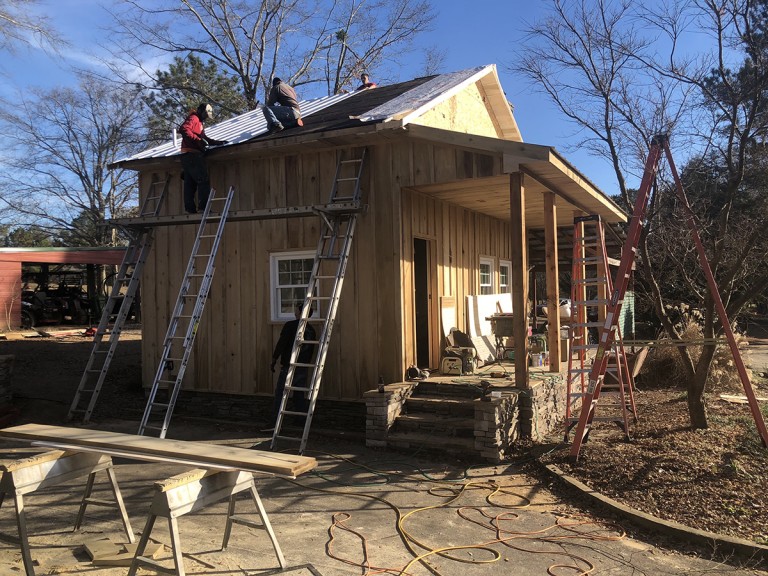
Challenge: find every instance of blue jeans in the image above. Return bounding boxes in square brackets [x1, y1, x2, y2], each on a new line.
[180, 151, 210, 213]
[262, 105, 300, 129]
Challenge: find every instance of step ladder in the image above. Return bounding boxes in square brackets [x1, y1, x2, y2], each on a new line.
[68, 175, 171, 423]
[271, 149, 367, 453]
[564, 214, 636, 443]
[569, 134, 768, 460]
[138, 186, 235, 438]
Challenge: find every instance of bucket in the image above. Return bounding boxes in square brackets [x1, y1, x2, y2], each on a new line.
[530, 353, 544, 367]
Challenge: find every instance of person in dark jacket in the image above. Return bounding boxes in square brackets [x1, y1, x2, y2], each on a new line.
[262, 77, 303, 134]
[179, 103, 228, 214]
[266, 304, 316, 430]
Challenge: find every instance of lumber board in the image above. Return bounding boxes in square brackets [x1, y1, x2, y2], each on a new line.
[0, 424, 317, 478]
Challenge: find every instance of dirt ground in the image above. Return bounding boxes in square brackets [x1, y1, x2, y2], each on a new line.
[541, 319, 768, 546]
[1, 321, 768, 568]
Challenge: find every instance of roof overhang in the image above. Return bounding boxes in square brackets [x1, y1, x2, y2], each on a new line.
[0, 247, 127, 265]
[399, 125, 626, 228]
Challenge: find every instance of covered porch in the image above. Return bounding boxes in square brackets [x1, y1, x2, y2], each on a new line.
[403, 125, 627, 390]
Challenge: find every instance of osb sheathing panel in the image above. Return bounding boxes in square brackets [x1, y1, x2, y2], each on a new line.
[412, 82, 501, 139]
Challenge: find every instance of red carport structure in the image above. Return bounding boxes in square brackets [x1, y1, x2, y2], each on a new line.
[0, 247, 127, 330]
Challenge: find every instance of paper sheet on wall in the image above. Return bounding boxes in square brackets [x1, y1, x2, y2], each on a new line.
[440, 296, 456, 337]
[466, 293, 513, 337]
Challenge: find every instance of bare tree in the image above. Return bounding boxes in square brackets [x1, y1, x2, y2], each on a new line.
[106, 0, 435, 107]
[0, 72, 145, 247]
[0, 0, 62, 52]
[516, 0, 768, 429]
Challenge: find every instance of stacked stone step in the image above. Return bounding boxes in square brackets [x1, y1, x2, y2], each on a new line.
[387, 382, 479, 456]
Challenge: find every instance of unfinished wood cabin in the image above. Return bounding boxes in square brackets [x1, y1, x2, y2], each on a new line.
[112, 65, 626, 404]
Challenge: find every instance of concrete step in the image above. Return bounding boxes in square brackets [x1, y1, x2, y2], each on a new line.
[405, 395, 475, 418]
[393, 413, 475, 438]
[385, 430, 476, 456]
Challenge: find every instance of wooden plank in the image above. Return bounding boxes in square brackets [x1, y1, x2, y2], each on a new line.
[0, 424, 317, 478]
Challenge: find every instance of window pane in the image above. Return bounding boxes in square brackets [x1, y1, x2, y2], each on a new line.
[273, 253, 316, 319]
[480, 261, 492, 295]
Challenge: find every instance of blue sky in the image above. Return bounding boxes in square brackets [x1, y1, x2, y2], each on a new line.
[0, 1, 621, 194]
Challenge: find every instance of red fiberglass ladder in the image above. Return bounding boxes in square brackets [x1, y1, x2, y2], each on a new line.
[569, 134, 768, 461]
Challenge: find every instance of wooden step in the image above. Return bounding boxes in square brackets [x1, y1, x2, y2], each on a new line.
[393, 413, 475, 438]
[385, 430, 476, 456]
[405, 396, 475, 418]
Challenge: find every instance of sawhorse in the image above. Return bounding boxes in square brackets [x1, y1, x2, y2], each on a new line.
[0, 449, 134, 576]
[129, 468, 286, 576]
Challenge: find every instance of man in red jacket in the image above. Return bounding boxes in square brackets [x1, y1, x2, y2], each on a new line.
[179, 103, 228, 214]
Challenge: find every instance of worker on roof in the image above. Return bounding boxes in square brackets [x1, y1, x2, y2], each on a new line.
[178, 103, 228, 214]
[262, 77, 303, 134]
[356, 72, 377, 90]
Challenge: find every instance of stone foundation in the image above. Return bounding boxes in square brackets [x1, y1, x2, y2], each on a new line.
[0, 355, 14, 404]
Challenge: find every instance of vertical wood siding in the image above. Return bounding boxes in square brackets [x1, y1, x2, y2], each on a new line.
[140, 138, 510, 400]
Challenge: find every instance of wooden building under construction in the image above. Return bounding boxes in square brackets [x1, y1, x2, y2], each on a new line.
[113, 65, 626, 424]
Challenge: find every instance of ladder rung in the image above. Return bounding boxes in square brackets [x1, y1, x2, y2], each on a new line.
[573, 299, 610, 306]
[336, 177, 359, 182]
[285, 386, 311, 393]
[148, 402, 170, 409]
[282, 409, 308, 416]
[292, 362, 316, 368]
[273, 435, 301, 441]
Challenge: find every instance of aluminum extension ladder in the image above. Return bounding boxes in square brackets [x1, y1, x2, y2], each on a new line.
[68, 175, 171, 423]
[138, 186, 235, 438]
[569, 135, 768, 460]
[271, 149, 367, 453]
[564, 214, 636, 444]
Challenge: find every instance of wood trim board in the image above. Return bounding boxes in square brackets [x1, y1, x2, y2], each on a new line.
[0, 424, 317, 478]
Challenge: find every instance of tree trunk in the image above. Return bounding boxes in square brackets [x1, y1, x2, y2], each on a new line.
[687, 342, 716, 429]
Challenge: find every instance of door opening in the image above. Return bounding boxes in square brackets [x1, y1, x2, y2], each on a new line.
[414, 238, 431, 368]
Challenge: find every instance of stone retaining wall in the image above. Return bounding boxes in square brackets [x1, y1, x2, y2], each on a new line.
[0, 355, 14, 404]
[363, 383, 417, 447]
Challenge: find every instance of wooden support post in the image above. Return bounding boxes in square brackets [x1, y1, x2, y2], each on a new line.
[510, 172, 529, 389]
[543, 191, 561, 371]
[0, 450, 134, 576]
[128, 469, 286, 576]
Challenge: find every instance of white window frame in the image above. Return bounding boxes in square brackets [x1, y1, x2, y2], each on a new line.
[479, 256, 494, 295]
[270, 250, 315, 321]
[499, 260, 511, 293]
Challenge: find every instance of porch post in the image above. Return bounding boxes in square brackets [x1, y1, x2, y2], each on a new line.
[543, 192, 561, 371]
[510, 172, 529, 389]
